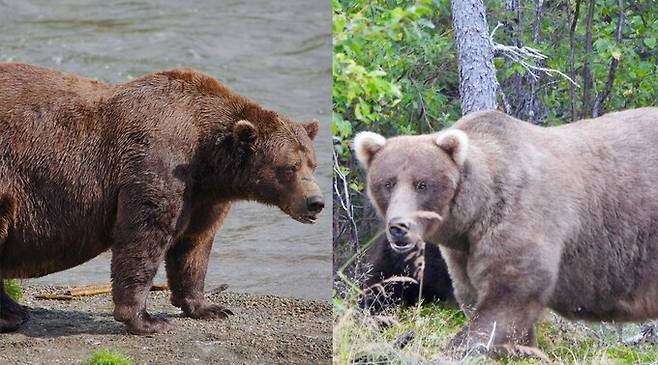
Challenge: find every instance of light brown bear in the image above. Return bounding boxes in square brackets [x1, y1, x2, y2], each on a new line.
[355, 108, 658, 357]
[0, 63, 325, 334]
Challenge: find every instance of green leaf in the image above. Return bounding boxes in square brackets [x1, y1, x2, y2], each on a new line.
[86, 350, 133, 365]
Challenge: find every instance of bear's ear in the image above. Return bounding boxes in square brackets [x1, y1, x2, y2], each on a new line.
[302, 119, 320, 141]
[233, 120, 258, 148]
[354, 131, 386, 169]
[435, 129, 469, 167]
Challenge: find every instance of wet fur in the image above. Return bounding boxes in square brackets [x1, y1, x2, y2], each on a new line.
[360, 108, 658, 351]
[0, 63, 321, 334]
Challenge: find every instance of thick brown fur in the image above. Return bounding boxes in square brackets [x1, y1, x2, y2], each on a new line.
[356, 108, 658, 355]
[0, 194, 27, 333]
[0, 63, 324, 334]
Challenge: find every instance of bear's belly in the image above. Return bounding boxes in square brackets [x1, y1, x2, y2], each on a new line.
[550, 294, 658, 322]
[550, 269, 658, 322]
[1, 232, 112, 279]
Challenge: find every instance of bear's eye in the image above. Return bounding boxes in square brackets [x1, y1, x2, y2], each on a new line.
[383, 181, 395, 191]
[415, 181, 427, 191]
[282, 165, 297, 176]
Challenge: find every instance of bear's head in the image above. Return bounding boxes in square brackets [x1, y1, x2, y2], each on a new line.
[354, 129, 468, 252]
[138, 68, 325, 224]
[230, 113, 324, 224]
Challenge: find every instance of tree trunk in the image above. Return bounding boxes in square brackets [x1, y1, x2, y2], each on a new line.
[501, 0, 548, 124]
[593, 0, 624, 117]
[451, 0, 498, 115]
[582, 0, 596, 118]
[568, 0, 582, 122]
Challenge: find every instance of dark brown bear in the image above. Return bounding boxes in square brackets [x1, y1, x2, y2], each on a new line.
[355, 109, 658, 357]
[0, 63, 325, 334]
[361, 237, 455, 313]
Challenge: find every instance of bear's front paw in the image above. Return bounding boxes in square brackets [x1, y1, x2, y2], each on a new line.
[0, 299, 30, 333]
[448, 329, 492, 357]
[0, 312, 29, 333]
[125, 310, 171, 335]
[492, 344, 549, 362]
[448, 328, 471, 349]
[185, 302, 234, 320]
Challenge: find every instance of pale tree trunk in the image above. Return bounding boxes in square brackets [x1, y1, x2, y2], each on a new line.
[451, 0, 498, 115]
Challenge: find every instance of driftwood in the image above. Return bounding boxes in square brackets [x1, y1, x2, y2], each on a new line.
[35, 283, 168, 300]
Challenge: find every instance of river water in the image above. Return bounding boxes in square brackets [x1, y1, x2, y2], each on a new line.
[0, 0, 331, 300]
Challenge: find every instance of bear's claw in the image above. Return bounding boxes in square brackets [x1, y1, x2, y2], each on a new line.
[186, 303, 234, 320]
[125, 311, 171, 335]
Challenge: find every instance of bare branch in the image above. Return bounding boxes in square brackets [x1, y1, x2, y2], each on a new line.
[333, 148, 359, 253]
[490, 23, 579, 86]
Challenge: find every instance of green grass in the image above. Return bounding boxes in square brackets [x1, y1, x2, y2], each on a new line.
[333, 295, 658, 365]
[3, 279, 22, 302]
[85, 350, 133, 365]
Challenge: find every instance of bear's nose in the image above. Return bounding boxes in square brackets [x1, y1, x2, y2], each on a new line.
[306, 195, 325, 213]
[388, 218, 410, 239]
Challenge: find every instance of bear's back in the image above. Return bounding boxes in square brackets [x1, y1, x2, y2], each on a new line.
[452, 109, 658, 321]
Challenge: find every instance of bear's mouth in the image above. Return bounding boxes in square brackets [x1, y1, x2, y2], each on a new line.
[281, 205, 319, 224]
[389, 240, 416, 253]
[298, 214, 319, 224]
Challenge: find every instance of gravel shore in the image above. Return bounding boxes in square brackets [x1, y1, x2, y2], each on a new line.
[0, 285, 331, 364]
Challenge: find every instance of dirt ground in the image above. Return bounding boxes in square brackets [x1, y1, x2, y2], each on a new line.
[0, 285, 331, 365]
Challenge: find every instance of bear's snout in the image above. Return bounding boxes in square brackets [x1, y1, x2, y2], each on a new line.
[388, 219, 409, 239]
[306, 195, 325, 214]
[387, 217, 416, 253]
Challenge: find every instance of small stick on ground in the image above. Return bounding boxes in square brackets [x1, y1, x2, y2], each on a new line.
[35, 283, 169, 300]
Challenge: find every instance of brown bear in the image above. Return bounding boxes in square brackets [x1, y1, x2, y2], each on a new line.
[354, 108, 658, 357]
[0, 63, 325, 334]
[361, 237, 455, 313]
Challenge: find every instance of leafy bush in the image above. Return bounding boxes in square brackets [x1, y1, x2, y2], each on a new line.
[85, 350, 133, 365]
[4, 279, 22, 302]
[333, 0, 460, 268]
[333, 0, 460, 152]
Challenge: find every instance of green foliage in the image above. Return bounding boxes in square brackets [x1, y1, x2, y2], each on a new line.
[333, 0, 461, 152]
[85, 350, 133, 365]
[487, 0, 658, 122]
[3, 279, 22, 302]
[606, 345, 658, 365]
[333, 0, 462, 252]
[334, 288, 658, 364]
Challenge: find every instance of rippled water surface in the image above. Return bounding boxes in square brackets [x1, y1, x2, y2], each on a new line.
[0, 0, 331, 299]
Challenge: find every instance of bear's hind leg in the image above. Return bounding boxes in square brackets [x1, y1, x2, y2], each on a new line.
[166, 203, 233, 320]
[0, 194, 26, 333]
[0, 279, 29, 333]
